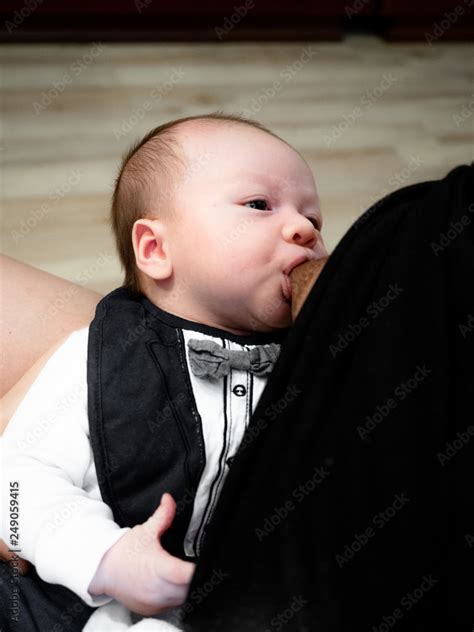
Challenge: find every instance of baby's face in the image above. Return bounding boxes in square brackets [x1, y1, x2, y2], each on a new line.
[165, 123, 327, 333]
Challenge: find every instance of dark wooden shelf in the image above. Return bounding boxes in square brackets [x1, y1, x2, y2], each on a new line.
[1, 0, 472, 42]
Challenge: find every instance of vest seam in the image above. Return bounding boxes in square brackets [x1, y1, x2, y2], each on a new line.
[177, 328, 206, 471]
[192, 338, 230, 555]
[90, 293, 128, 526]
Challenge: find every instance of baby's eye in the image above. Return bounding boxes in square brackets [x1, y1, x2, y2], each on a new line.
[307, 216, 321, 231]
[244, 199, 269, 211]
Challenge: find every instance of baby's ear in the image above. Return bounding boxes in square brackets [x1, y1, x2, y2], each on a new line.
[132, 218, 173, 281]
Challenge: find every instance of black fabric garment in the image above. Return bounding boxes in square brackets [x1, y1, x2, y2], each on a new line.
[181, 164, 474, 631]
[0, 562, 94, 632]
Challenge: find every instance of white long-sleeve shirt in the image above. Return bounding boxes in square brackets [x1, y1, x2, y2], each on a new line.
[1, 323, 273, 626]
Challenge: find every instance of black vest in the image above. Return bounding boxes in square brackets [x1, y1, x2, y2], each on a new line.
[87, 286, 290, 560]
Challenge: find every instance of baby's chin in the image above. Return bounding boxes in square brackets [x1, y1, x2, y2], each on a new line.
[245, 292, 293, 333]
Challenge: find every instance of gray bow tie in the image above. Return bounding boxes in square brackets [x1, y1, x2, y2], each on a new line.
[187, 338, 281, 379]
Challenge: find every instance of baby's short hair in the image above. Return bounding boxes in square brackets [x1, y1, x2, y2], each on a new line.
[110, 111, 283, 295]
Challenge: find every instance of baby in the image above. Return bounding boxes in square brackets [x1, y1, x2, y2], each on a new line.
[1, 111, 327, 631]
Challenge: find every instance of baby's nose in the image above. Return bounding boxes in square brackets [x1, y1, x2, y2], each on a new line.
[283, 219, 318, 248]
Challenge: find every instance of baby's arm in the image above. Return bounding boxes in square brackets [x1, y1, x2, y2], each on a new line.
[1, 328, 130, 606]
[1, 328, 194, 613]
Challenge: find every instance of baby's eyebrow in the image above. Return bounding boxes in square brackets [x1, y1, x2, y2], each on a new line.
[301, 190, 320, 208]
[233, 172, 318, 201]
[231, 171, 281, 188]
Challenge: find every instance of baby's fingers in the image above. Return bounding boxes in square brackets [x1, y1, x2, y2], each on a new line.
[154, 550, 196, 586]
[144, 493, 177, 544]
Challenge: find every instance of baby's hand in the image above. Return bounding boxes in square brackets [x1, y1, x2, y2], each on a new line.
[88, 493, 196, 616]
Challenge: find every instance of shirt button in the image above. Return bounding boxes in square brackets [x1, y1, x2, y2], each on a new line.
[232, 384, 247, 397]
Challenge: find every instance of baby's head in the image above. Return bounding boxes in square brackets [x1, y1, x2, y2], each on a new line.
[111, 112, 327, 335]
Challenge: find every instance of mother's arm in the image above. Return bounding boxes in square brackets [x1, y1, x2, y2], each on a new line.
[0, 255, 103, 433]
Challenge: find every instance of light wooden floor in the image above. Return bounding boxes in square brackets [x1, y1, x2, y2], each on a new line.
[1, 35, 473, 294]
